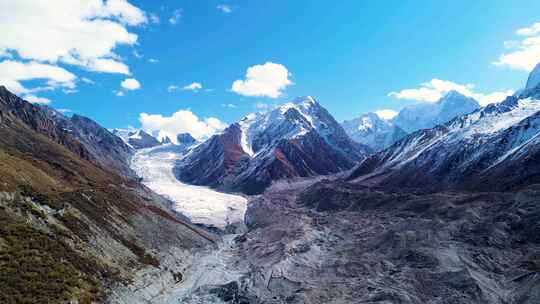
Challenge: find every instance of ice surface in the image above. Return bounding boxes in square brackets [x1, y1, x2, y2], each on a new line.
[130, 144, 247, 230]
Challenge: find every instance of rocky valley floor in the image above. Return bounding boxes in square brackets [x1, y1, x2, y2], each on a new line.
[109, 158, 540, 303]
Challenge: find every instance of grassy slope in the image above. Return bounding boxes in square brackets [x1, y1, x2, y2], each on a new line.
[0, 114, 212, 303]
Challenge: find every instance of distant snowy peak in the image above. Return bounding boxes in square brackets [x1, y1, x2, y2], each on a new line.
[526, 62, 540, 90]
[393, 90, 480, 133]
[349, 86, 540, 191]
[112, 129, 160, 149]
[342, 113, 407, 151]
[112, 128, 199, 150]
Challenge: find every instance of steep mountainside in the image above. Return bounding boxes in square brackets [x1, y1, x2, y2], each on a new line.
[342, 112, 407, 151]
[348, 75, 540, 191]
[0, 86, 134, 176]
[393, 91, 480, 133]
[175, 96, 370, 194]
[0, 88, 215, 304]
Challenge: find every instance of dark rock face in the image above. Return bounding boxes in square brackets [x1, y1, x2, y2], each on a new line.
[66, 114, 134, 176]
[175, 124, 249, 189]
[236, 179, 540, 304]
[177, 132, 197, 145]
[175, 97, 369, 195]
[0, 86, 133, 176]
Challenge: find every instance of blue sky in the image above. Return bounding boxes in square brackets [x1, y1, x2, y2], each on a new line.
[2, 1, 540, 139]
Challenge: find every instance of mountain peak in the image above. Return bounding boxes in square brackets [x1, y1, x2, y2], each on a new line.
[177, 132, 196, 145]
[291, 96, 317, 105]
[526, 62, 540, 90]
[441, 90, 466, 100]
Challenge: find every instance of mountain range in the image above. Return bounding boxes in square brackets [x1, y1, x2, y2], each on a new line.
[2, 62, 540, 303]
[342, 91, 482, 151]
[348, 82, 540, 191]
[175, 96, 370, 194]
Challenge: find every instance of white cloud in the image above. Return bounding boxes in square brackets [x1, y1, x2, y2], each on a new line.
[183, 82, 202, 91]
[148, 58, 159, 63]
[24, 94, 51, 105]
[255, 102, 269, 109]
[493, 21, 540, 71]
[139, 110, 227, 141]
[57, 108, 72, 114]
[516, 22, 540, 36]
[114, 90, 125, 97]
[169, 9, 182, 25]
[389, 78, 513, 106]
[167, 85, 179, 92]
[121, 78, 141, 90]
[232, 62, 293, 98]
[374, 109, 398, 120]
[81, 77, 95, 84]
[0, 60, 76, 96]
[221, 103, 236, 108]
[148, 13, 160, 24]
[0, 1, 146, 75]
[217, 4, 232, 14]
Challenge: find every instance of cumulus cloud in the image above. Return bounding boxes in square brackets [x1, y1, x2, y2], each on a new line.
[121, 78, 141, 90]
[232, 62, 293, 98]
[0, 0, 146, 75]
[493, 21, 540, 71]
[139, 110, 227, 141]
[169, 9, 182, 25]
[374, 109, 398, 120]
[389, 79, 513, 106]
[183, 82, 202, 91]
[0, 60, 77, 103]
[24, 94, 51, 105]
[217, 4, 233, 13]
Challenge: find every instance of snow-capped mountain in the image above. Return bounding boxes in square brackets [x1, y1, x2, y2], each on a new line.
[175, 96, 370, 194]
[348, 75, 540, 191]
[526, 62, 540, 90]
[393, 91, 480, 133]
[112, 129, 161, 149]
[342, 112, 407, 151]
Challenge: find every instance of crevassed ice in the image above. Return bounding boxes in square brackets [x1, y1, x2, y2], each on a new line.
[131, 144, 247, 230]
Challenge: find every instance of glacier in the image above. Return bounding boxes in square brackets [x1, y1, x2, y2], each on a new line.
[130, 144, 247, 230]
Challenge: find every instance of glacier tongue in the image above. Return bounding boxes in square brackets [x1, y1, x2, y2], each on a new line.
[130, 144, 247, 230]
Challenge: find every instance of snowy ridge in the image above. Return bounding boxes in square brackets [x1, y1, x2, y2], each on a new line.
[349, 85, 540, 189]
[236, 96, 320, 157]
